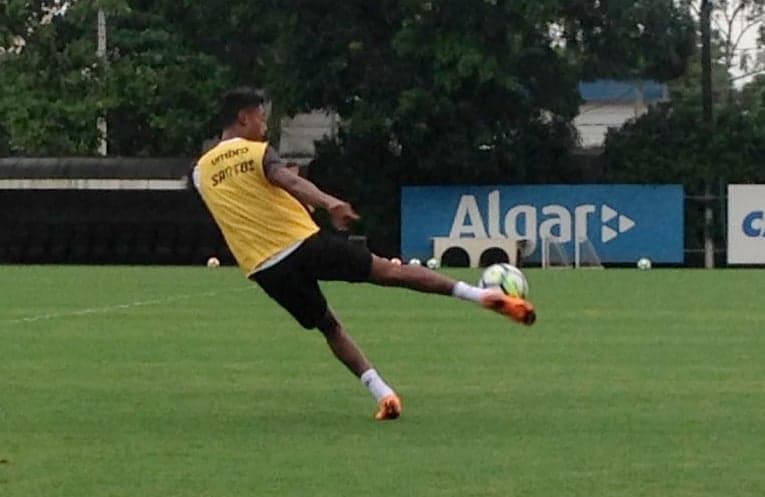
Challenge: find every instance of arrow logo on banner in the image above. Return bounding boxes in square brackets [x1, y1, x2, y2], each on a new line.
[601, 204, 636, 243]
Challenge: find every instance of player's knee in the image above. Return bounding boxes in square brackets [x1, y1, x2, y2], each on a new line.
[371, 259, 405, 285]
[298, 316, 317, 329]
[297, 309, 326, 330]
[316, 311, 342, 336]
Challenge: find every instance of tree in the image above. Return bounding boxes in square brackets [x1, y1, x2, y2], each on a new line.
[0, 1, 104, 154]
[0, 0, 72, 52]
[114, 0, 282, 89]
[101, 5, 234, 155]
[1, 0, 696, 161]
[601, 96, 765, 263]
[0, 0, 232, 156]
[683, 0, 765, 91]
[738, 72, 765, 107]
[562, 0, 696, 81]
[602, 1, 765, 266]
[256, 0, 696, 252]
[601, 100, 765, 187]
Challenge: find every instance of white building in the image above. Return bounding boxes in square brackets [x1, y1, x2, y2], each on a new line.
[277, 79, 670, 160]
[575, 79, 669, 148]
[278, 111, 338, 165]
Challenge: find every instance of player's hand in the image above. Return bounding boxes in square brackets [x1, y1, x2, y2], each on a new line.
[328, 201, 360, 231]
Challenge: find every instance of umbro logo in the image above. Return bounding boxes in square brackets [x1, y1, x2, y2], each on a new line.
[601, 204, 635, 243]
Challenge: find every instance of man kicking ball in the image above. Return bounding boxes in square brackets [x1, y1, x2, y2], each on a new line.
[193, 87, 536, 421]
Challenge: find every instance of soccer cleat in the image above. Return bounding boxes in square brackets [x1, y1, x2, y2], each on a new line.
[374, 394, 402, 421]
[480, 290, 536, 325]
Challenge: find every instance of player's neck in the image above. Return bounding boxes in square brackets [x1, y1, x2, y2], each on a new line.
[221, 127, 264, 142]
[220, 128, 244, 141]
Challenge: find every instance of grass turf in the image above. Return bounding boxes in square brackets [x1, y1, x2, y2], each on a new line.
[1, 265, 764, 496]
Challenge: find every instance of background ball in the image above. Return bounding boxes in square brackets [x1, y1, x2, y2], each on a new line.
[206, 256, 220, 268]
[426, 257, 439, 269]
[408, 258, 422, 266]
[637, 257, 652, 270]
[390, 257, 402, 266]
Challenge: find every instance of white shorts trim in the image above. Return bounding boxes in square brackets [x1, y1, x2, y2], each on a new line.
[251, 239, 305, 274]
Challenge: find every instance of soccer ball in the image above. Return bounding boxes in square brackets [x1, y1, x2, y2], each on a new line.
[479, 263, 529, 298]
[408, 258, 422, 266]
[206, 256, 220, 268]
[637, 257, 652, 270]
[390, 257, 402, 266]
[426, 257, 439, 269]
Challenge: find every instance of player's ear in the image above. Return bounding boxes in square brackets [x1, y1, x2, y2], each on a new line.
[237, 109, 248, 125]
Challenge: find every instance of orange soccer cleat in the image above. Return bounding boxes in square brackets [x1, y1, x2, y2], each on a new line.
[374, 394, 403, 421]
[480, 290, 537, 325]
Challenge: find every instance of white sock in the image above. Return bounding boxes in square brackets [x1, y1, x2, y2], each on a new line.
[452, 281, 487, 303]
[360, 369, 395, 402]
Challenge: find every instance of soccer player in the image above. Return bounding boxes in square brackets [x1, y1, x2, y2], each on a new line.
[193, 87, 535, 421]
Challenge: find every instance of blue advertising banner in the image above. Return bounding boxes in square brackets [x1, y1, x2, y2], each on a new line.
[401, 185, 684, 263]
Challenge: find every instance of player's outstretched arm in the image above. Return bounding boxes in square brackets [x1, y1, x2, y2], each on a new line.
[267, 166, 359, 230]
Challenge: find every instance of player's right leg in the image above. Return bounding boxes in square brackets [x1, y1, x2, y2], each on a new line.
[316, 309, 402, 421]
[251, 248, 402, 420]
[367, 255, 536, 325]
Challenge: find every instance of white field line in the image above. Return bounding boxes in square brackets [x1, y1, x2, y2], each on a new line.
[2, 286, 253, 325]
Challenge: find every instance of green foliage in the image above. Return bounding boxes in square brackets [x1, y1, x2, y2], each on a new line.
[602, 15, 765, 191]
[600, 0, 765, 253]
[562, 0, 696, 81]
[1, 0, 696, 161]
[738, 74, 765, 112]
[0, 1, 232, 156]
[273, 0, 693, 249]
[131, 0, 281, 86]
[603, 99, 765, 188]
[0, 4, 102, 154]
[0, 121, 10, 155]
[103, 7, 232, 155]
[272, 0, 692, 182]
[601, 91, 765, 250]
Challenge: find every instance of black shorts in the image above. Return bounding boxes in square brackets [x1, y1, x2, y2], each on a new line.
[250, 231, 373, 329]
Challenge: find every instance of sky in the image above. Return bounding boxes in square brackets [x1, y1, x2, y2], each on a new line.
[710, 3, 764, 87]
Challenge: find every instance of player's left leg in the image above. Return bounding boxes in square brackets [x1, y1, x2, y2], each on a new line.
[310, 231, 534, 324]
[367, 254, 454, 294]
[367, 255, 536, 325]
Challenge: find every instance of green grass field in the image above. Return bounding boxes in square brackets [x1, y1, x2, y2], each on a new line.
[1, 265, 764, 497]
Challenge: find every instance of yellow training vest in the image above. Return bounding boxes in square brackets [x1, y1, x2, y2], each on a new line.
[195, 138, 319, 275]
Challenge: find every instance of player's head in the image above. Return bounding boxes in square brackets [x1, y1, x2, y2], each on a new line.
[219, 87, 267, 140]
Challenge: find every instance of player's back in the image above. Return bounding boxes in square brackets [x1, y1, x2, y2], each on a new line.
[194, 138, 318, 275]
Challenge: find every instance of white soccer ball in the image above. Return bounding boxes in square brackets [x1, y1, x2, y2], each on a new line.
[390, 257, 402, 266]
[426, 257, 439, 269]
[637, 257, 652, 270]
[479, 263, 529, 298]
[408, 258, 422, 266]
[206, 256, 221, 268]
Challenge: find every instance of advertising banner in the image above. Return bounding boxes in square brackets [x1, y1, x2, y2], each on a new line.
[401, 185, 685, 264]
[727, 184, 765, 265]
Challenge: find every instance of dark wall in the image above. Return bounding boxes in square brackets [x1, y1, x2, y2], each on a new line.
[0, 155, 235, 265]
[0, 152, 612, 266]
[0, 189, 231, 265]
